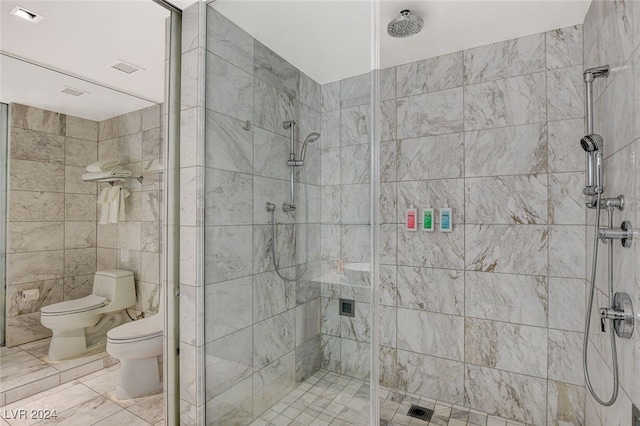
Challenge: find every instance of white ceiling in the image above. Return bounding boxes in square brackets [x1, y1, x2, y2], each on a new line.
[0, 0, 168, 121]
[0, 0, 591, 120]
[211, 0, 591, 85]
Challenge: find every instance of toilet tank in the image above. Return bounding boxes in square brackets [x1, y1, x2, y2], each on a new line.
[93, 269, 136, 311]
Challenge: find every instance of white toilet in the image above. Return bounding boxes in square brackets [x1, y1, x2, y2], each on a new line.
[40, 269, 136, 361]
[106, 306, 163, 399]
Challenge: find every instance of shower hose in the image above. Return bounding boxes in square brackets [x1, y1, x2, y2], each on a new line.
[269, 165, 310, 282]
[583, 191, 619, 406]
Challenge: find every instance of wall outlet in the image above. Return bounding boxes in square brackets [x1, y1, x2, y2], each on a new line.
[121, 247, 130, 262]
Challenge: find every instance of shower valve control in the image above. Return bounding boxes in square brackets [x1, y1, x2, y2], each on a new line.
[599, 221, 633, 248]
[600, 292, 634, 338]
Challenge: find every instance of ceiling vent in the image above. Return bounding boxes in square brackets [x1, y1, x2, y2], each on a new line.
[60, 86, 89, 97]
[109, 60, 144, 75]
[10, 5, 44, 23]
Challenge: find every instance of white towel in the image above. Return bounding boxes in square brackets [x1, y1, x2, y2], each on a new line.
[97, 186, 131, 224]
[86, 159, 120, 173]
[118, 187, 130, 222]
[108, 187, 121, 224]
[98, 187, 110, 225]
[82, 170, 132, 182]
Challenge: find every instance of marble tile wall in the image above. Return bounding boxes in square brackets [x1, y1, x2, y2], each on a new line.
[319, 72, 373, 384]
[6, 102, 162, 347]
[96, 104, 163, 317]
[6, 104, 98, 347]
[178, 2, 206, 424]
[582, 1, 640, 425]
[379, 26, 587, 425]
[203, 5, 323, 425]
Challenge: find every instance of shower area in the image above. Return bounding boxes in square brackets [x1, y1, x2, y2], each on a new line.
[201, 3, 375, 423]
[175, 1, 640, 425]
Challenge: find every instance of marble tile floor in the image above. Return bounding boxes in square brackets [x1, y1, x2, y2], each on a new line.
[1, 339, 114, 403]
[248, 370, 370, 426]
[248, 370, 526, 426]
[378, 388, 529, 426]
[0, 364, 163, 426]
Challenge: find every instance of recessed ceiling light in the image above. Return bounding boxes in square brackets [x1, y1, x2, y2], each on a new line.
[10, 5, 44, 23]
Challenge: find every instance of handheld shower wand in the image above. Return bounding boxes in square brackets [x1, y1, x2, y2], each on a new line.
[580, 133, 604, 196]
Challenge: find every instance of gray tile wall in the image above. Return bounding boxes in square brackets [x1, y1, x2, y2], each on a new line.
[6, 102, 162, 347]
[378, 26, 586, 425]
[178, 2, 206, 423]
[6, 103, 98, 347]
[583, 1, 640, 425]
[319, 73, 373, 382]
[96, 105, 163, 317]
[203, 5, 322, 424]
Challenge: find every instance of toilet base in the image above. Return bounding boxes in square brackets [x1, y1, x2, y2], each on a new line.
[48, 328, 87, 361]
[115, 357, 161, 400]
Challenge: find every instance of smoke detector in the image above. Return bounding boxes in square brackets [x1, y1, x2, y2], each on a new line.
[109, 60, 144, 75]
[60, 86, 89, 97]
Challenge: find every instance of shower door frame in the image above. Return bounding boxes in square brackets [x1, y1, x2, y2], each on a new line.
[0, 103, 7, 347]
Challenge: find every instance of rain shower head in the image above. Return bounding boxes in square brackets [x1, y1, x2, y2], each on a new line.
[387, 9, 423, 38]
[581, 134, 603, 152]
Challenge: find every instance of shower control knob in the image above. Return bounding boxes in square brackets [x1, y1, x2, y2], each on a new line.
[621, 221, 633, 248]
[613, 292, 634, 339]
[598, 220, 633, 248]
[600, 293, 635, 339]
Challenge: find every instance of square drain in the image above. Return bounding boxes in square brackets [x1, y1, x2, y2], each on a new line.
[407, 404, 434, 422]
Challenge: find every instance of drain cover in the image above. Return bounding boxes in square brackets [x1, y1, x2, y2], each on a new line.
[407, 404, 434, 422]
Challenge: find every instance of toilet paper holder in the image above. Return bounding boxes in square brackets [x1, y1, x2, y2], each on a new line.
[20, 289, 39, 301]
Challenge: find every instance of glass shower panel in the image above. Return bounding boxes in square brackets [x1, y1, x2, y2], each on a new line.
[203, 2, 375, 424]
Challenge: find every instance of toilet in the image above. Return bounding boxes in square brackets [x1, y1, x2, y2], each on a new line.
[40, 269, 136, 361]
[106, 307, 163, 399]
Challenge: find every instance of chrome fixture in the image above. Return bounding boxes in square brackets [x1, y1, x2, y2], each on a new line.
[387, 9, 424, 38]
[601, 293, 635, 338]
[599, 220, 633, 248]
[582, 66, 609, 200]
[582, 64, 635, 408]
[265, 121, 321, 282]
[286, 133, 320, 167]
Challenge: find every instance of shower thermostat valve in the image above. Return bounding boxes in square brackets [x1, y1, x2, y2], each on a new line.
[601, 292, 634, 339]
[599, 220, 633, 248]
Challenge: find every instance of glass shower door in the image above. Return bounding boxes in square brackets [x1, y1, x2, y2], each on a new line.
[202, 2, 376, 424]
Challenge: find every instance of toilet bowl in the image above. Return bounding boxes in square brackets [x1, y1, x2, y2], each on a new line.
[106, 312, 163, 399]
[40, 269, 136, 361]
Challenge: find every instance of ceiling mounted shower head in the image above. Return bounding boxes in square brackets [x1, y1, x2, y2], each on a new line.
[387, 9, 424, 38]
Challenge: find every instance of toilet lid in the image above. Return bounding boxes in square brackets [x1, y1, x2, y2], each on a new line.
[41, 295, 106, 315]
[107, 315, 163, 342]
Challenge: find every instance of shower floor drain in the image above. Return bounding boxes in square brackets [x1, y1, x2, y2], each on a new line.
[407, 404, 434, 422]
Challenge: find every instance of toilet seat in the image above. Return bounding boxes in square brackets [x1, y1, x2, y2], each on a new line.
[107, 316, 162, 343]
[41, 295, 106, 316]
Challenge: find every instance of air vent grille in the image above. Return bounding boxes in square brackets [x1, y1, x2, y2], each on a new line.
[61, 86, 88, 97]
[110, 60, 143, 74]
